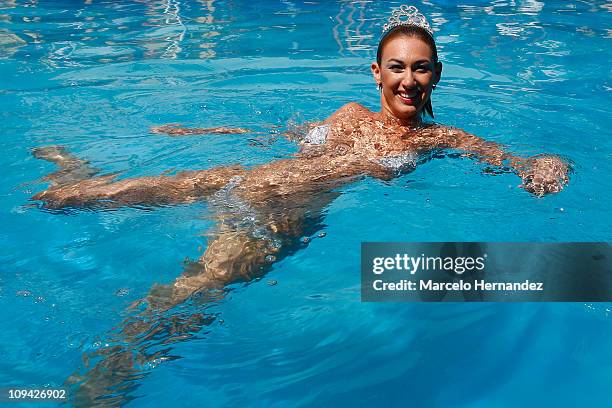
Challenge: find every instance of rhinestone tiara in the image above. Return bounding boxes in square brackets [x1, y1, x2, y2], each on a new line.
[382, 5, 434, 37]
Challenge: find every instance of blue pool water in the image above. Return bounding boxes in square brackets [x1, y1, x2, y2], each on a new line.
[1, 0, 611, 406]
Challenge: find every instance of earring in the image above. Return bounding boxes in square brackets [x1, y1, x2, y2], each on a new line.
[377, 83, 382, 92]
[432, 84, 437, 90]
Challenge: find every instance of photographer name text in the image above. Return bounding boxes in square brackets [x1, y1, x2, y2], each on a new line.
[372, 279, 544, 292]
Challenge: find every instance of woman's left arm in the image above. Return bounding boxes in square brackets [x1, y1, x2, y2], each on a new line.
[434, 126, 570, 196]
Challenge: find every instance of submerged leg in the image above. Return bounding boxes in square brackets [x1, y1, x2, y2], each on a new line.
[68, 190, 339, 405]
[146, 225, 282, 310]
[146, 187, 341, 309]
[67, 228, 287, 407]
[32, 146, 245, 209]
[33, 146, 100, 187]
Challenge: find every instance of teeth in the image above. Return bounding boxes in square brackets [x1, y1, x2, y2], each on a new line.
[399, 92, 417, 98]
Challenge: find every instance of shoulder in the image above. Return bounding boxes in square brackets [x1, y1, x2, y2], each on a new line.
[342, 102, 369, 111]
[337, 102, 371, 115]
[324, 102, 373, 124]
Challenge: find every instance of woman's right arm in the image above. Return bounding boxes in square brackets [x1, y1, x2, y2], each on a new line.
[150, 123, 251, 136]
[150, 103, 366, 142]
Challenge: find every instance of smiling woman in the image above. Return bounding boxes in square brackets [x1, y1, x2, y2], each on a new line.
[372, 24, 441, 122]
[29, 4, 572, 404]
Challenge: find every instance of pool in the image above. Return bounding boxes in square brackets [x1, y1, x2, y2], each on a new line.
[1, 0, 611, 406]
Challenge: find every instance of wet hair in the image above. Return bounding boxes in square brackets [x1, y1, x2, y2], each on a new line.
[376, 25, 439, 118]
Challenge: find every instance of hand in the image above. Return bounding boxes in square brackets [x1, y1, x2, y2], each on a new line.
[520, 155, 570, 196]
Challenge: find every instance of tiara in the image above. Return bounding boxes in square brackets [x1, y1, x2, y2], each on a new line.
[382, 5, 434, 37]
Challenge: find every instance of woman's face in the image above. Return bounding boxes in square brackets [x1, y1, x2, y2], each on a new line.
[371, 35, 442, 125]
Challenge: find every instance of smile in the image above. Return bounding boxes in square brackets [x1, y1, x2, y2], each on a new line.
[397, 91, 419, 104]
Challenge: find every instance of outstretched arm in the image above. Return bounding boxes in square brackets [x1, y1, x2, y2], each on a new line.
[150, 103, 366, 144]
[150, 123, 251, 136]
[433, 126, 570, 196]
[150, 122, 315, 147]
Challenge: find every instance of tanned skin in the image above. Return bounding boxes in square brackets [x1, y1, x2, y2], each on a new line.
[33, 101, 568, 312]
[31, 34, 569, 405]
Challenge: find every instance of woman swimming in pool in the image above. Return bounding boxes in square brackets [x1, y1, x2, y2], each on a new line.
[32, 6, 569, 403]
[33, 5, 568, 306]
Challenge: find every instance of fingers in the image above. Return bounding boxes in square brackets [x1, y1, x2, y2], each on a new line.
[521, 176, 564, 197]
